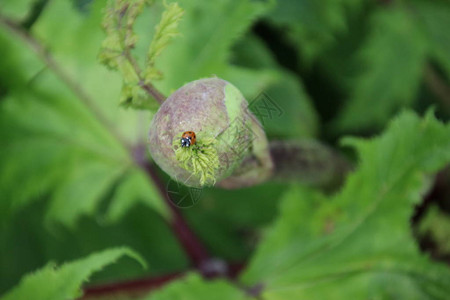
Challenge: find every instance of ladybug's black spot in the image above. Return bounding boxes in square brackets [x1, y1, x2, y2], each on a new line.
[181, 137, 191, 147]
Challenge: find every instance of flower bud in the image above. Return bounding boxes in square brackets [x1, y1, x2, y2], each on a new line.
[148, 78, 272, 187]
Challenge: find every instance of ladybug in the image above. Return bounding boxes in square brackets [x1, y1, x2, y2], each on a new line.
[180, 131, 196, 147]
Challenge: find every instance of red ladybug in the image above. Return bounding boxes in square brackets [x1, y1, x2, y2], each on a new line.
[181, 131, 196, 147]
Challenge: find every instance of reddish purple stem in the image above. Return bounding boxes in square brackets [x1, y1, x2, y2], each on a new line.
[141, 160, 211, 267]
[132, 145, 219, 274]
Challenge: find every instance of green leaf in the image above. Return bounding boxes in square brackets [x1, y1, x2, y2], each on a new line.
[334, 7, 428, 132]
[413, 0, 450, 79]
[0, 201, 188, 294]
[106, 168, 170, 222]
[261, 72, 319, 138]
[46, 159, 128, 228]
[0, 247, 146, 300]
[220, 65, 279, 105]
[0, 1, 169, 227]
[0, 0, 35, 21]
[154, 0, 275, 94]
[267, 0, 347, 63]
[143, 273, 251, 300]
[241, 110, 450, 299]
[231, 34, 319, 138]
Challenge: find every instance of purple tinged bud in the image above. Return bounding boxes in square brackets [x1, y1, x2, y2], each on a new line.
[148, 78, 273, 188]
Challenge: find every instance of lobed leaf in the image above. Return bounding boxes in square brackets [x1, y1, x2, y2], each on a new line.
[0, 247, 146, 300]
[241, 110, 450, 299]
[0, 200, 188, 294]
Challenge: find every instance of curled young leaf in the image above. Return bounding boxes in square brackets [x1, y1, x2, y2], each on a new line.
[144, 1, 184, 82]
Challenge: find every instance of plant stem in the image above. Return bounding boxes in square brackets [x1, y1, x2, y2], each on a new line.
[83, 273, 180, 299]
[270, 140, 351, 191]
[124, 51, 166, 104]
[132, 145, 213, 270]
[143, 162, 211, 266]
[83, 139, 352, 298]
[82, 263, 245, 299]
[139, 80, 167, 104]
[118, 3, 167, 105]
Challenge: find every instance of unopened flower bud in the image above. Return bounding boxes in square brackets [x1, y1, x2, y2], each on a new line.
[148, 78, 272, 187]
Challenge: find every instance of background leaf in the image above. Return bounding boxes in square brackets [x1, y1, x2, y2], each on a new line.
[0, 247, 145, 300]
[418, 205, 450, 257]
[231, 33, 319, 138]
[266, 0, 347, 63]
[0, 0, 35, 21]
[143, 273, 251, 300]
[414, 0, 450, 79]
[0, 0, 169, 228]
[154, 0, 277, 97]
[106, 168, 169, 222]
[0, 201, 188, 294]
[1, 0, 449, 298]
[334, 7, 428, 132]
[241, 111, 450, 299]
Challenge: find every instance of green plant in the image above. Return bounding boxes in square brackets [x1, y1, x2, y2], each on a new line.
[0, 0, 449, 299]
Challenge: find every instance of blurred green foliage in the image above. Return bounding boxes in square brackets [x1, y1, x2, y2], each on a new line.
[0, 0, 449, 299]
[0, 247, 145, 300]
[419, 205, 450, 256]
[143, 273, 250, 300]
